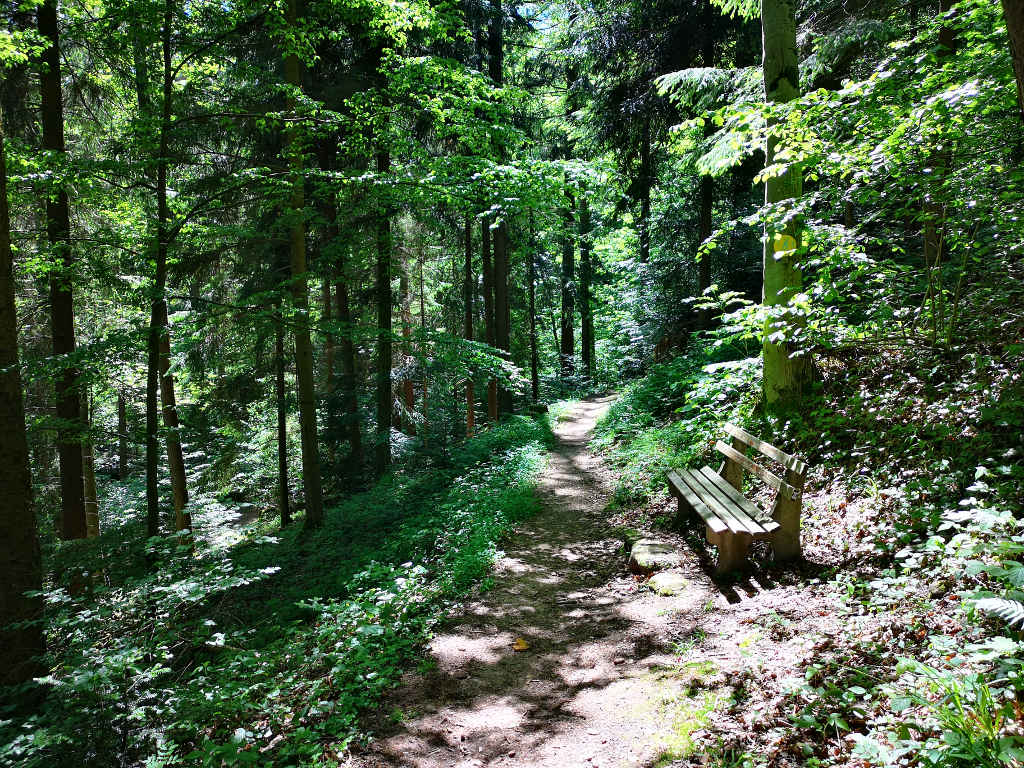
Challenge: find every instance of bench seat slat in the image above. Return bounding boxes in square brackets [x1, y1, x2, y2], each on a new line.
[672, 470, 739, 535]
[681, 469, 766, 536]
[715, 441, 801, 501]
[698, 466, 780, 534]
[724, 423, 807, 478]
[667, 470, 728, 535]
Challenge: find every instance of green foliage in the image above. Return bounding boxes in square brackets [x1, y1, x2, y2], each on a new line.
[0, 417, 551, 767]
[593, 346, 760, 506]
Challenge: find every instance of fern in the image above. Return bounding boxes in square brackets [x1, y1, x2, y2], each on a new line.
[710, 0, 758, 20]
[975, 598, 1024, 628]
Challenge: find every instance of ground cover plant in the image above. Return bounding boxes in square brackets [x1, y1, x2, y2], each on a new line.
[3, 0, 1024, 765]
[1, 416, 552, 766]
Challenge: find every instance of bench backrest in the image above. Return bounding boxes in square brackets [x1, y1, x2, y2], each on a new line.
[715, 423, 807, 502]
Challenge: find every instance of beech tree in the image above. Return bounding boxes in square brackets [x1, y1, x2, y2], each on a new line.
[759, 0, 811, 405]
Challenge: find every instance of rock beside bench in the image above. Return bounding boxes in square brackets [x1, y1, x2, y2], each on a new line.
[648, 571, 688, 595]
[628, 538, 683, 575]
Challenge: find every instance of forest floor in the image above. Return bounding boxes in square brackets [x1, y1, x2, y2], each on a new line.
[350, 396, 844, 768]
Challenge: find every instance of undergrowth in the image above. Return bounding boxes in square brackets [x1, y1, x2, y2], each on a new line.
[593, 330, 1024, 766]
[0, 415, 553, 767]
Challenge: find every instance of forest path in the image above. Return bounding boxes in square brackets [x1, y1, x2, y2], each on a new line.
[353, 395, 718, 768]
[352, 396, 832, 768]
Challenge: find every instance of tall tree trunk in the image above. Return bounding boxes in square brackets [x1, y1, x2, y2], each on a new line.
[138, 0, 189, 536]
[528, 216, 540, 402]
[697, 171, 714, 328]
[481, 218, 498, 420]
[117, 390, 128, 478]
[698, 6, 716, 330]
[578, 196, 594, 381]
[158, 302, 189, 531]
[489, 0, 513, 414]
[463, 215, 475, 435]
[419, 254, 428, 441]
[400, 250, 415, 434]
[83, 389, 99, 538]
[284, 0, 324, 527]
[321, 277, 335, 465]
[1004, 0, 1024, 122]
[0, 103, 44, 686]
[375, 148, 393, 475]
[761, 0, 813, 406]
[638, 116, 652, 264]
[275, 305, 291, 527]
[145, 0, 176, 538]
[335, 248, 362, 469]
[560, 188, 576, 378]
[39, 0, 86, 540]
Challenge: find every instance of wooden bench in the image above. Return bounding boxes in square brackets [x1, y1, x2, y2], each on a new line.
[666, 423, 807, 576]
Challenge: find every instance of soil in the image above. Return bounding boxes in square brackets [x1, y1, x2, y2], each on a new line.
[351, 396, 844, 768]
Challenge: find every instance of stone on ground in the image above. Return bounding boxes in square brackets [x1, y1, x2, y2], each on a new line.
[648, 571, 688, 595]
[628, 538, 683, 575]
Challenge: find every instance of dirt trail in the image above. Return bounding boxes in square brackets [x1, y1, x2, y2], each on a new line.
[353, 396, 838, 768]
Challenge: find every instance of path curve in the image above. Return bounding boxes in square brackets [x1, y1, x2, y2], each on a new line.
[353, 396, 721, 768]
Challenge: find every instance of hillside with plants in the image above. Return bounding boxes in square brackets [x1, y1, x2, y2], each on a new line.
[1, 0, 1023, 766]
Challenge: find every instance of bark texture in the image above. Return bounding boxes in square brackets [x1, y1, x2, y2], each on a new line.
[39, 0, 86, 539]
[0, 100, 45, 687]
[528, 217, 540, 402]
[761, 0, 812, 406]
[335, 255, 362, 469]
[463, 216, 475, 435]
[481, 219, 498, 420]
[489, 0, 513, 415]
[274, 307, 291, 527]
[375, 148, 393, 475]
[284, 0, 324, 526]
[560, 189, 576, 378]
[578, 196, 594, 380]
[158, 302, 189, 531]
[1005, 0, 1024, 121]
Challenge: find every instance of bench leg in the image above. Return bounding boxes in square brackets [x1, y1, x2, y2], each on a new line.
[772, 497, 801, 562]
[708, 528, 749, 577]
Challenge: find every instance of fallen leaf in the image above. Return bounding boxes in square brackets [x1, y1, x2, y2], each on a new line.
[513, 637, 530, 651]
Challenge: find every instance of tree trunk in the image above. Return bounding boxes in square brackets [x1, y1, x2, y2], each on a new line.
[698, 5, 716, 330]
[321, 277, 335, 465]
[284, 0, 324, 527]
[145, 0, 176, 538]
[638, 116, 652, 264]
[83, 390, 99, 538]
[560, 188, 576, 378]
[117, 390, 128, 478]
[335, 250, 362, 469]
[493, 221, 512, 413]
[275, 306, 291, 527]
[481, 218, 498, 420]
[375, 148, 393, 475]
[39, 0, 86, 540]
[528, 216, 540, 402]
[760, 0, 812, 407]
[0, 103, 44, 686]
[400, 250, 416, 434]
[463, 215, 475, 435]
[158, 302, 189, 532]
[419, 254, 428, 441]
[578, 196, 594, 381]
[698, 170, 714, 328]
[1004, 0, 1024, 122]
[489, 0, 513, 414]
